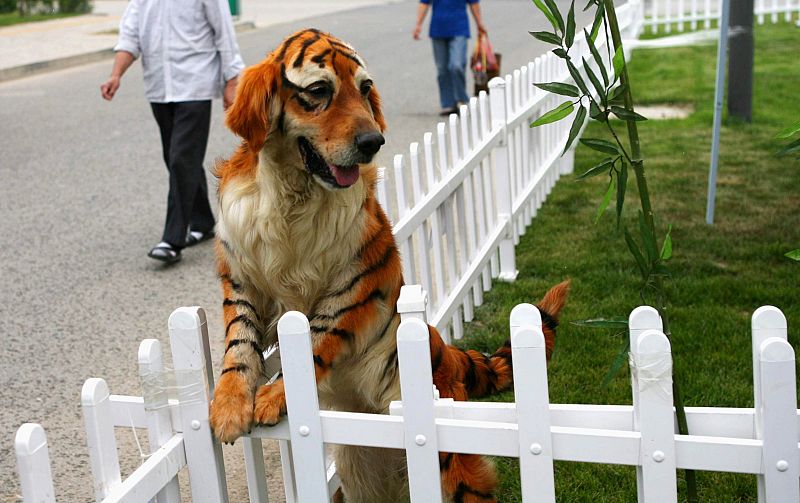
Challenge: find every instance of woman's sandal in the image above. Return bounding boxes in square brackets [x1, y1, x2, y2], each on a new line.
[185, 229, 215, 247]
[148, 242, 182, 264]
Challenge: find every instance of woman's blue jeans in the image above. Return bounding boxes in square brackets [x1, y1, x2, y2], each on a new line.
[432, 36, 470, 109]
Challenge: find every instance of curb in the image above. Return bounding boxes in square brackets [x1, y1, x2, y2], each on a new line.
[0, 20, 257, 84]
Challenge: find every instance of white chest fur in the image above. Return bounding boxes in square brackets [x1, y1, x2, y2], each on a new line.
[217, 164, 368, 313]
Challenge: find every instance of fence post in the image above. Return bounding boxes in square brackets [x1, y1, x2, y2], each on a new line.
[15, 423, 56, 503]
[630, 328, 678, 502]
[751, 306, 794, 502]
[241, 438, 270, 503]
[488, 77, 518, 282]
[628, 306, 663, 500]
[757, 336, 799, 502]
[81, 378, 122, 501]
[398, 284, 428, 323]
[168, 307, 229, 503]
[138, 339, 181, 503]
[510, 304, 556, 502]
[278, 311, 330, 501]
[397, 317, 443, 502]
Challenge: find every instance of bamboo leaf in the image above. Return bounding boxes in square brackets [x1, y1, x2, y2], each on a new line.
[786, 249, 800, 261]
[589, 100, 604, 120]
[608, 83, 627, 103]
[543, 0, 565, 34]
[566, 59, 590, 95]
[602, 338, 630, 388]
[778, 138, 800, 156]
[530, 101, 575, 127]
[552, 48, 569, 59]
[590, 1, 605, 42]
[529, 31, 563, 45]
[595, 176, 615, 224]
[563, 106, 587, 154]
[534, 82, 580, 97]
[638, 211, 658, 262]
[570, 318, 629, 329]
[582, 0, 595, 11]
[565, 1, 576, 48]
[652, 263, 671, 277]
[533, 0, 561, 34]
[612, 45, 625, 77]
[624, 227, 648, 277]
[610, 106, 648, 122]
[616, 161, 627, 227]
[583, 57, 607, 104]
[585, 28, 609, 86]
[580, 138, 619, 155]
[776, 121, 800, 139]
[660, 224, 673, 260]
[575, 156, 614, 180]
[533, 0, 558, 31]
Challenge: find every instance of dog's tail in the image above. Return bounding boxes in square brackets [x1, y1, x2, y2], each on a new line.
[431, 280, 571, 400]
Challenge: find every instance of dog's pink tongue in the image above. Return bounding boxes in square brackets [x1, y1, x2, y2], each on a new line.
[329, 163, 360, 187]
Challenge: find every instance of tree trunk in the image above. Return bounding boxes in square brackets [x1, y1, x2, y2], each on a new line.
[728, 0, 754, 122]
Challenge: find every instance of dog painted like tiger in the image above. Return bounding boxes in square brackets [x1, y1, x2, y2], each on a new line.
[208, 28, 570, 502]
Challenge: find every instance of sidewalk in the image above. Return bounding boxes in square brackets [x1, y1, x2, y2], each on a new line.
[0, 0, 403, 82]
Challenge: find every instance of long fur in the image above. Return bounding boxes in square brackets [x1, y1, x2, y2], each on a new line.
[209, 29, 570, 503]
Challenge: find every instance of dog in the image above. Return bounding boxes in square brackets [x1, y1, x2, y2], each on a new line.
[208, 28, 570, 502]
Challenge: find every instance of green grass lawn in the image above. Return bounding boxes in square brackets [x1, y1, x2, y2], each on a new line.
[458, 21, 800, 502]
[0, 11, 80, 27]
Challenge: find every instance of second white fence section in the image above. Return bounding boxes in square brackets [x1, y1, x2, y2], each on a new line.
[15, 296, 800, 503]
[644, 0, 800, 33]
[379, 1, 641, 341]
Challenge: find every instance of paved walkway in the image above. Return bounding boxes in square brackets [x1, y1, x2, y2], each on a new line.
[0, 0, 403, 80]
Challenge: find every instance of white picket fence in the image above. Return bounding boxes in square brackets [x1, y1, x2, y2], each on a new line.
[377, 1, 641, 341]
[15, 289, 800, 502]
[644, 0, 800, 33]
[13, 1, 800, 501]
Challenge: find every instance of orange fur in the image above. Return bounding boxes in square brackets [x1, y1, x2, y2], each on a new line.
[209, 29, 570, 502]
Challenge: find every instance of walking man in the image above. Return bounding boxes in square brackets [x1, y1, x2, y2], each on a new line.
[100, 0, 245, 264]
[413, 0, 487, 116]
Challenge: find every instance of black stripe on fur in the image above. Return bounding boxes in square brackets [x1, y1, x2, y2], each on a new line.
[225, 314, 257, 338]
[220, 364, 248, 376]
[312, 289, 385, 321]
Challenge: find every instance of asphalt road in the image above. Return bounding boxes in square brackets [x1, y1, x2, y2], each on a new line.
[0, 1, 590, 500]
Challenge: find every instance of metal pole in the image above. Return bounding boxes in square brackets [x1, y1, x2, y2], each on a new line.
[706, 0, 732, 225]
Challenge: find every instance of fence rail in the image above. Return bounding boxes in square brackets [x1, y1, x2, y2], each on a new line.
[644, 0, 800, 33]
[15, 297, 800, 502]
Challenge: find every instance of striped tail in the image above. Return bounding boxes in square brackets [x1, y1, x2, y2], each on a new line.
[434, 280, 571, 400]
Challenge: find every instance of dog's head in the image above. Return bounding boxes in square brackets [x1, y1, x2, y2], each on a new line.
[227, 29, 386, 190]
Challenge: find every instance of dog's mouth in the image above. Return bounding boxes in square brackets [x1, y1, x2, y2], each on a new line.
[298, 137, 360, 188]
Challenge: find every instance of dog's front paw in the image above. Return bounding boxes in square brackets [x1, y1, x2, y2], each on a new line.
[209, 375, 254, 444]
[254, 380, 286, 426]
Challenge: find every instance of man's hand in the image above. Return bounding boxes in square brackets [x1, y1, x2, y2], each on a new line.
[412, 24, 422, 40]
[100, 76, 121, 101]
[477, 24, 488, 36]
[223, 77, 238, 110]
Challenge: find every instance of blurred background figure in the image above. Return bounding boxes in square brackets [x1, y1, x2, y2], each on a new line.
[412, 0, 487, 116]
[100, 0, 245, 264]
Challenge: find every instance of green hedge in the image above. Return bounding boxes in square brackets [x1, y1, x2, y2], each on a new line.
[0, 0, 15, 14]
[16, 0, 92, 15]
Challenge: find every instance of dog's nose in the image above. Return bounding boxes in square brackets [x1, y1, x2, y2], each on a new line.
[355, 132, 385, 157]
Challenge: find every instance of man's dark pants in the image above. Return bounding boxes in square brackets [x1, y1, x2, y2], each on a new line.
[150, 100, 215, 249]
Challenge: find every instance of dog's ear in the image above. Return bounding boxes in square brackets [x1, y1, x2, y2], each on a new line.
[367, 86, 387, 133]
[226, 59, 278, 149]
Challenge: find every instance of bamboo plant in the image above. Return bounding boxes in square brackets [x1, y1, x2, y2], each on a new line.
[528, 0, 697, 499]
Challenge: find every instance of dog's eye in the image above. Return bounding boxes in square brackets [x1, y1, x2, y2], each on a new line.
[305, 83, 331, 100]
[360, 80, 373, 96]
